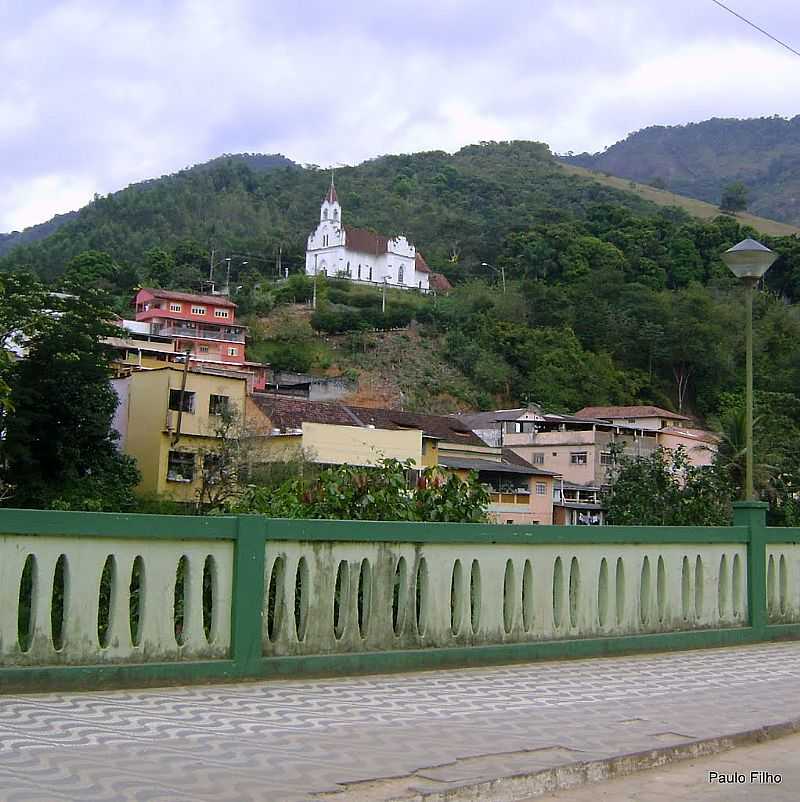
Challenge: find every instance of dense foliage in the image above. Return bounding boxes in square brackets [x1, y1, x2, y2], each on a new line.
[564, 116, 800, 224]
[2, 284, 139, 510]
[603, 447, 733, 526]
[231, 458, 490, 522]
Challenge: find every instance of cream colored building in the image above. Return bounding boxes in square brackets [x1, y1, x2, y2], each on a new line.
[112, 367, 248, 502]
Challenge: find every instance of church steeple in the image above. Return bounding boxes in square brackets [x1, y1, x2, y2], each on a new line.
[320, 172, 341, 225]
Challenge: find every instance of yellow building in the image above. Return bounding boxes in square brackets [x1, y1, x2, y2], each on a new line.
[112, 367, 248, 502]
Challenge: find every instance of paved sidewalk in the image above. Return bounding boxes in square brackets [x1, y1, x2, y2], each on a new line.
[530, 730, 800, 801]
[2, 642, 800, 802]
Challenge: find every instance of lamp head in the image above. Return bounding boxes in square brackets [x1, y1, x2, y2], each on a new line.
[721, 238, 777, 280]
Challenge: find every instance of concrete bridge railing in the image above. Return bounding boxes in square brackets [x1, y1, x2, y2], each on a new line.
[0, 502, 797, 691]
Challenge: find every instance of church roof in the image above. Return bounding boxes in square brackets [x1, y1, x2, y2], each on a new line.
[415, 253, 431, 274]
[344, 226, 391, 255]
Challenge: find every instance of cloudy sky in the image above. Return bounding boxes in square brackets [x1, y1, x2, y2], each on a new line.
[2, 0, 799, 232]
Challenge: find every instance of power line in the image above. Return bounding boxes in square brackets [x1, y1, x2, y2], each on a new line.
[709, 0, 800, 59]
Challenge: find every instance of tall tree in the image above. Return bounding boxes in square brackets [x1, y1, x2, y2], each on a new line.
[3, 289, 139, 510]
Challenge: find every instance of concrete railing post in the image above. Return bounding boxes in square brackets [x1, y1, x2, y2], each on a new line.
[230, 516, 265, 676]
[734, 501, 769, 634]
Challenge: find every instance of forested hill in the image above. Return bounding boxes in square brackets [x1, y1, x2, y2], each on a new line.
[0, 152, 296, 261]
[563, 116, 800, 225]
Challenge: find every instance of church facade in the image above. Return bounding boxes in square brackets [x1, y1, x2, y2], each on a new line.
[304, 179, 432, 291]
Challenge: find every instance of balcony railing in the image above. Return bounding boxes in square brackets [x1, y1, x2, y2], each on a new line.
[158, 326, 245, 343]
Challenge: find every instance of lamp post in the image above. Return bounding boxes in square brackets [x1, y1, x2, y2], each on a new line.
[720, 238, 778, 501]
[480, 261, 506, 294]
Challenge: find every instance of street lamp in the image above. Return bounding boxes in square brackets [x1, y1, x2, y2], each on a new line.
[480, 262, 506, 295]
[720, 238, 778, 501]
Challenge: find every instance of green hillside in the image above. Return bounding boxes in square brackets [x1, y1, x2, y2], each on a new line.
[563, 116, 800, 225]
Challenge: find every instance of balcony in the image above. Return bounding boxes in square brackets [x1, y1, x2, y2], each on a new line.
[489, 491, 531, 507]
[158, 325, 245, 343]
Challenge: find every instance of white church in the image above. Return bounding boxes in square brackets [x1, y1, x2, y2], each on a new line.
[305, 179, 443, 292]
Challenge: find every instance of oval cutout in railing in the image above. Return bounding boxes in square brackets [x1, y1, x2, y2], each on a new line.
[129, 556, 144, 647]
[358, 558, 371, 639]
[202, 554, 216, 643]
[294, 557, 309, 642]
[732, 553, 742, 618]
[552, 557, 564, 629]
[174, 555, 189, 646]
[779, 554, 788, 617]
[694, 555, 704, 620]
[522, 559, 534, 633]
[98, 555, 116, 648]
[333, 560, 349, 640]
[415, 558, 428, 637]
[681, 555, 691, 621]
[392, 557, 407, 636]
[470, 560, 481, 634]
[615, 557, 625, 626]
[450, 560, 463, 635]
[568, 557, 580, 629]
[503, 559, 515, 635]
[18, 554, 36, 653]
[656, 555, 666, 624]
[267, 556, 285, 643]
[598, 558, 608, 629]
[51, 554, 67, 651]
[767, 554, 776, 616]
[640, 556, 651, 626]
[718, 554, 729, 620]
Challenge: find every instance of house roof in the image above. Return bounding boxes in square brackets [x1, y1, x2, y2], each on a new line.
[438, 456, 559, 477]
[415, 253, 431, 274]
[430, 273, 452, 292]
[574, 405, 690, 421]
[138, 288, 237, 308]
[455, 408, 528, 428]
[250, 396, 487, 446]
[660, 426, 720, 444]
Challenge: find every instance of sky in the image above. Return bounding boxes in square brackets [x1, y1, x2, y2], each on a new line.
[2, 0, 800, 232]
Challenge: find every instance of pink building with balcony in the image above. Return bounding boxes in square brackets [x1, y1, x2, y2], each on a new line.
[135, 289, 246, 366]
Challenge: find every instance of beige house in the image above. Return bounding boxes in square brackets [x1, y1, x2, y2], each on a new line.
[249, 396, 558, 525]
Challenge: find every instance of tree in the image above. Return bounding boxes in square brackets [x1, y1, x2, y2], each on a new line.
[195, 404, 261, 512]
[720, 181, 749, 213]
[3, 289, 140, 510]
[231, 458, 490, 522]
[604, 446, 733, 526]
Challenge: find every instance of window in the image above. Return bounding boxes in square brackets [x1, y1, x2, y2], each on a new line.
[168, 389, 195, 413]
[228, 347, 238, 356]
[191, 305, 206, 315]
[323, 209, 328, 220]
[368, 266, 373, 281]
[167, 451, 194, 482]
[531, 453, 545, 465]
[209, 394, 229, 416]
[358, 264, 362, 279]
[398, 265, 404, 284]
[214, 309, 230, 319]
[199, 345, 209, 353]
[600, 451, 614, 466]
[169, 303, 182, 312]
[333, 209, 338, 220]
[346, 261, 351, 276]
[570, 451, 588, 465]
[536, 482, 546, 495]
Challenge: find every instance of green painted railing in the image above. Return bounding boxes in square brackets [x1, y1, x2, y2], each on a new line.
[1, 501, 798, 692]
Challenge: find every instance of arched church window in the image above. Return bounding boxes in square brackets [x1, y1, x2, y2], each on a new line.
[368, 266, 373, 281]
[323, 209, 328, 220]
[333, 209, 339, 220]
[358, 264, 362, 279]
[346, 261, 351, 276]
[398, 265, 404, 284]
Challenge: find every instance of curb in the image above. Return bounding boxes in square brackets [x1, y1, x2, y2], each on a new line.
[322, 717, 800, 802]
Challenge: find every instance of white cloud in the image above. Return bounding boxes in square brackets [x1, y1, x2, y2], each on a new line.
[2, 0, 799, 230]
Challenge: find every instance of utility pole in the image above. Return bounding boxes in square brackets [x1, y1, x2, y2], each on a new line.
[209, 249, 215, 282]
[382, 279, 387, 314]
[172, 349, 193, 446]
[276, 245, 282, 279]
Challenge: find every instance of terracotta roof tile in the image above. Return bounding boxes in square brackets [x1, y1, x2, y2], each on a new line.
[575, 405, 691, 421]
[414, 252, 431, 274]
[139, 288, 237, 308]
[343, 226, 390, 255]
